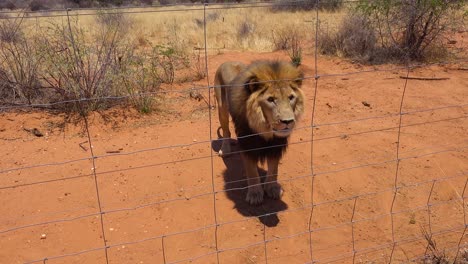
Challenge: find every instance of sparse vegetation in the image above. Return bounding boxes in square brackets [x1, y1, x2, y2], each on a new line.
[420, 227, 468, 264]
[118, 49, 160, 114]
[320, 0, 466, 63]
[318, 14, 377, 62]
[356, 0, 465, 60]
[271, 27, 305, 66]
[0, 15, 43, 105]
[287, 30, 303, 66]
[37, 11, 132, 114]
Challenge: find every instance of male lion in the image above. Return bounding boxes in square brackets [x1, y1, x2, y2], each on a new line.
[214, 60, 305, 205]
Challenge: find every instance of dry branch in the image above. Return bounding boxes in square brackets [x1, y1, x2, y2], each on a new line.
[399, 76, 450, 81]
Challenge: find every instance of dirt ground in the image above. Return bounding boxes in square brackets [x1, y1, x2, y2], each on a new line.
[1, 51, 467, 264]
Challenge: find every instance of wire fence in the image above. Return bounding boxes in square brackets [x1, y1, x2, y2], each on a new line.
[1, 1, 467, 264]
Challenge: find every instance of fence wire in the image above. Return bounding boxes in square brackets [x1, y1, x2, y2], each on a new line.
[1, 1, 467, 264]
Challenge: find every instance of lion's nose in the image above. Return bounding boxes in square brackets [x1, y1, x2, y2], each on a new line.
[280, 119, 294, 125]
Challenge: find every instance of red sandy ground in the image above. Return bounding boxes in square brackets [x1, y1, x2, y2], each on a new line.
[0, 51, 467, 264]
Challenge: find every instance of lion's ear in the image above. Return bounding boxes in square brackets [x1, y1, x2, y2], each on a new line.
[294, 71, 304, 87]
[245, 76, 261, 93]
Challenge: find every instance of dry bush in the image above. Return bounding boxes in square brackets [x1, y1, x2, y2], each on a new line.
[288, 32, 302, 66]
[152, 45, 190, 84]
[118, 49, 161, 114]
[194, 12, 220, 28]
[237, 19, 255, 40]
[318, 0, 464, 63]
[334, 14, 376, 60]
[191, 49, 207, 81]
[422, 228, 450, 264]
[272, 27, 292, 51]
[318, 14, 380, 62]
[37, 12, 133, 113]
[356, 0, 465, 61]
[271, 27, 304, 65]
[0, 14, 43, 105]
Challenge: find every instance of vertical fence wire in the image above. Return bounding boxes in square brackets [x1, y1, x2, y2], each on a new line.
[351, 197, 358, 263]
[307, 1, 321, 262]
[203, 2, 220, 263]
[162, 235, 167, 263]
[455, 173, 468, 260]
[83, 114, 110, 264]
[388, 64, 411, 263]
[424, 180, 436, 256]
[64, 8, 110, 264]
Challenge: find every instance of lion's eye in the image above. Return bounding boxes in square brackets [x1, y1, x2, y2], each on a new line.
[267, 96, 275, 103]
[288, 95, 295, 101]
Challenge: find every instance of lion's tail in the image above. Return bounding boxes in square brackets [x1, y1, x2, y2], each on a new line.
[216, 126, 223, 139]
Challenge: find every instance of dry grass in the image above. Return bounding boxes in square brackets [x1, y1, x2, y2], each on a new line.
[18, 5, 345, 54]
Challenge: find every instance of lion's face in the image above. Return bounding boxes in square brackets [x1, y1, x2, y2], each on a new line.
[245, 78, 304, 139]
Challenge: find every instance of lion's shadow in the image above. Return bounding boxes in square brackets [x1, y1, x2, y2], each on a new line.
[212, 138, 288, 227]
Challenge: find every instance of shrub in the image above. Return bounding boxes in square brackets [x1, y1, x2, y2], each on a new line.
[271, 27, 303, 65]
[37, 12, 132, 113]
[287, 30, 303, 66]
[191, 49, 207, 81]
[237, 19, 255, 39]
[118, 50, 161, 114]
[194, 12, 220, 28]
[272, 27, 292, 51]
[271, 0, 343, 12]
[356, 0, 465, 60]
[0, 15, 43, 105]
[335, 14, 376, 59]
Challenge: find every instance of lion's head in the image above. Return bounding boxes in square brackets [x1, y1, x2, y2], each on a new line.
[237, 61, 305, 139]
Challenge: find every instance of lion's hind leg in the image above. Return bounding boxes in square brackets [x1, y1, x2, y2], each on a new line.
[218, 103, 231, 156]
[214, 85, 231, 157]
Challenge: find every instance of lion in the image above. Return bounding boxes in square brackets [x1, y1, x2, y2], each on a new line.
[214, 60, 305, 205]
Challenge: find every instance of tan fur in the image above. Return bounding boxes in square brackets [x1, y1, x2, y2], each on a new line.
[214, 61, 305, 205]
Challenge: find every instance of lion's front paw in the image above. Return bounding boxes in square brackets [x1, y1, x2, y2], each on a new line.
[264, 182, 283, 199]
[246, 185, 264, 205]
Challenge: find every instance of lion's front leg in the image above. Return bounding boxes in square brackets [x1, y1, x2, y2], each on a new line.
[242, 153, 264, 205]
[264, 155, 283, 199]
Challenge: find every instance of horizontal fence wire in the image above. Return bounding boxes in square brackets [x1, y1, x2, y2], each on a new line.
[21, 200, 467, 264]
[1, 59, 466, 111]
[1, 115, 467, 194]
[1, 102, 467, 175]
[1, 1, 467, 263]
[2, 146, 466, 237]
[2, 139, 465, 227]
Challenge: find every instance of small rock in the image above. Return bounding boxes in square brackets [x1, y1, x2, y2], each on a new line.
[362, 101, 371, 107]
[40, 234, 47, 239]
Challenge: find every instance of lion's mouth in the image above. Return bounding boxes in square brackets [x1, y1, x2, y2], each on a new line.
[272, 127, 292, 137]
[273, 128, 291, 132]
